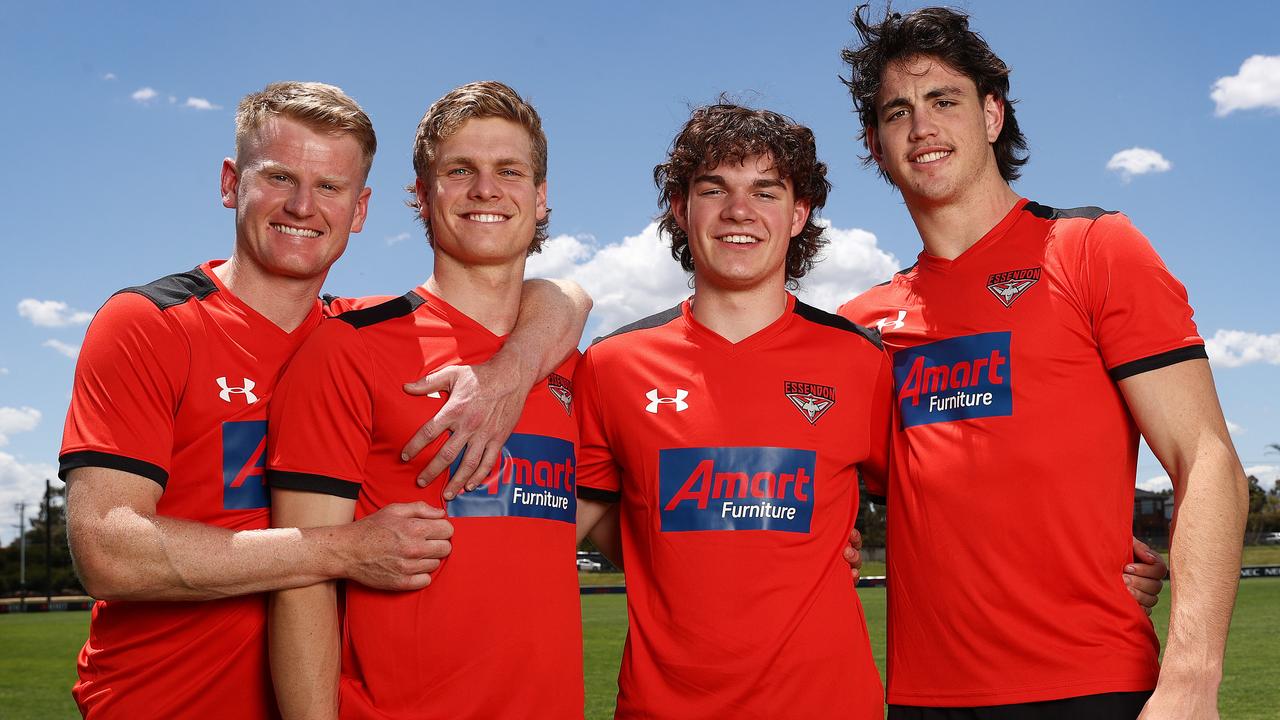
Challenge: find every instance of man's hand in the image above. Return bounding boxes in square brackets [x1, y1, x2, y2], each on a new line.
[1125, 537, 1167, 615]
[401, 355, 532, 499]
[843, 527, 864, 584]
[335, 502, 453, 590]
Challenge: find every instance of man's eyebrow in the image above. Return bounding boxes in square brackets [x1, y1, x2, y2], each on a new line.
[879, 85, 967, 114]
[751, 178, 786, 190]
[692, 173, 725, 186]
[259, 161, 350, 185]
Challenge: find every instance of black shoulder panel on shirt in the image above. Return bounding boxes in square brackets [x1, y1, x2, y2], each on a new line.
[321, 293, 341, 308]
[115, 266, 218, 310]
[592, 304, 683, 345]
[793, 300, 883, 350]
[334, 291, 425, 330]
[1022, 202, 1117, 221]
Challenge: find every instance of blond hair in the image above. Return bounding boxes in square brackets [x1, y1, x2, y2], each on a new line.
[235, 81, 376, 175]
[407, 81, 549, 252]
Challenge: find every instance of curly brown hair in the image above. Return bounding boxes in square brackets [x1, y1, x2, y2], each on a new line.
[840, 4, 1029, 185]
[654, 102, 831, 287]
[405, 81, 550, 254]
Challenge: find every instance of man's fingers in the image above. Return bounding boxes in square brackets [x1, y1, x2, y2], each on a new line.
[401, 418, 448, 463]
[408, 517, 454, 542]
[848, 527, 863, 550]
[1123, 568, 1164, 597]
[389, 501, 447, 519]
[450, 438, 487, 492]
[462, 443, 503, 492]
[403, 367, 457, 395]
[1125, 560, 1167, 580]
[420, 435, 468, 493]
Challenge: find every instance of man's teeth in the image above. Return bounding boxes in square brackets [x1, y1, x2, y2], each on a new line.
[469, 213, 506, 223]
[272, 224, 321, 238]
[914, 150, 951, 164]
[720, 235, 757, 244]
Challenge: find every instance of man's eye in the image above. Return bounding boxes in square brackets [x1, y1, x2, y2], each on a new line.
[447, 167, 470, 176]
[936, 100, 955, 108]
[887, 109, 907, 121]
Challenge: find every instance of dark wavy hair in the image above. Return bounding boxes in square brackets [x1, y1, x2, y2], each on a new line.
[840, 4, 1029, 185]
[654, 102, 831, 287]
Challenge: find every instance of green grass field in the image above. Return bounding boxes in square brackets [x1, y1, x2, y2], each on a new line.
[3, 576, 1277, 718]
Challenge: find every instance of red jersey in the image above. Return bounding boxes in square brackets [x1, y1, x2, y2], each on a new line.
[266, 287, 584, 720]
[839, 199, 1203, 706]
[575, 294, 891, 719]
[59, 260, 332, 719]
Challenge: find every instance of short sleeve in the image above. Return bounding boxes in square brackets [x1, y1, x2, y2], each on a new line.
[59, 292, 189, 486]
[266, 319, 374, 499]
[1080, 213, 1205, 380]
[573, 348, 622, 503]
[859, 352, 893, 499]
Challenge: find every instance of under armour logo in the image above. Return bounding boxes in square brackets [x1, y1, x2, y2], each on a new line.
[646, 388, 689, 414]
[874, 310, 907, 332]
[217, 377, 259, 404]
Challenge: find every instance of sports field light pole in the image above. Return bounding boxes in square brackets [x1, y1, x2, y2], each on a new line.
[13, 501, 26, 612]
[44, 478, 52, 606]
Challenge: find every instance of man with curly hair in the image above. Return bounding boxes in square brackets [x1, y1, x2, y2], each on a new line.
[837, 6, 1248, 719]
[574, 102, 891, 718]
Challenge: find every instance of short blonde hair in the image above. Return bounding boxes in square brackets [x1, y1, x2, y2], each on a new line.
[235, 81, 376, 176]
[407, 81, 550, 252]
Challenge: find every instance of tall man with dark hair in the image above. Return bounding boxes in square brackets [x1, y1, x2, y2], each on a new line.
[575, 103, 891, 719]
[267, 81, 587, 720]
[837, 7, 1248, 719]
[60, 81, 587, 720]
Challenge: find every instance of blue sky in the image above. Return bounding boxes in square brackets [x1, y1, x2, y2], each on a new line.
[2, 1, 1278, 542]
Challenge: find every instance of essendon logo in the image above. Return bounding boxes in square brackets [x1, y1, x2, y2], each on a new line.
[659, 447, 816, 533]
[222, 420, 269, 510]
[547, 372, 573, 416]
[893, 332, 1013, 428]
[448, 433, 576, 523]
[783, 380, 836, 425]
[987, 267, 1041, 307]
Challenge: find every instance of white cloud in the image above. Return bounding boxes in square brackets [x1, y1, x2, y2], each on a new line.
[528, 224, 691, 339]
[793, 222, 900, 312]
[526, 221, 899, 340]
[1136, 474, 1172, 493]
[1245, 465, 1280, 493]
[1211, 55, 1280, 116]
[1205, 329, 1280, 368]
[17, 299, 93, 327]
[386, 232, 412, 246]
[43, 340, 81, 359]
[0, 367, 8, 375]
[0, 452, 61, 545]
[1226, 420, 1244, 436]
[1106, 148, 1171, 181]
[103, 72, 117, 81]
[131, 86, 158, 103]
[0, 407, 40, 447]
[183, 97, 221, 111]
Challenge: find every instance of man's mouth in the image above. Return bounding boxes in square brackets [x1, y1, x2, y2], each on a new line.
[271, 223, 322, 238]
[718, 234, 760, 245]
[911, 149, 952, 164]
[466, 213, 508, 223]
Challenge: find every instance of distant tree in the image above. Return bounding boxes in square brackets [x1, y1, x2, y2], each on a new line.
[0, 484, 81, 596]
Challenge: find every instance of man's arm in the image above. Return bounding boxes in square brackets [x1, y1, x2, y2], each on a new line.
[269, 489, 358, 720]
[576, 497, 623, 570]
[1119, 359, 1248, 720]
[401, 278, 592, 497]
[66, 467, 452, 601]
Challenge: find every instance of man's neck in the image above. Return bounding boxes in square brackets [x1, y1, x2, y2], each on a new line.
[907, 180, 1021, 261]
[214, 257, 323, 333]
[690, 281, 789, 344]
[424, 253, 525, 336]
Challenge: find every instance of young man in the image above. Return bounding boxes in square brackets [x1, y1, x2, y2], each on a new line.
[837, 7, 1248, 719]
[60, 82, 584, 719]
[267, 81, 585, 720]
[574, 103, 890, 719]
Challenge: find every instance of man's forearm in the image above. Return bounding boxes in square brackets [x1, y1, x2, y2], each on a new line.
[1160, 446, 1248, 683]
[73, 508, 345, 601]
[270, 582, 341, 720]
[501, 278, 591, 382]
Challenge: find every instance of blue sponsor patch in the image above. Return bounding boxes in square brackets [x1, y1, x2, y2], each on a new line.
[222, 420, 269, 510]
[659, 447, 816, 533]
[448, 433, 576, 523]
[893, 332, 1013, 428]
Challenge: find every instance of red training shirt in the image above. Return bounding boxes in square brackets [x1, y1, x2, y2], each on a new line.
[576, 293, 891, 719]
[59, 260, 339, 719]
[839, 199, 1202, 706]
[267, 287, 584, 720]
